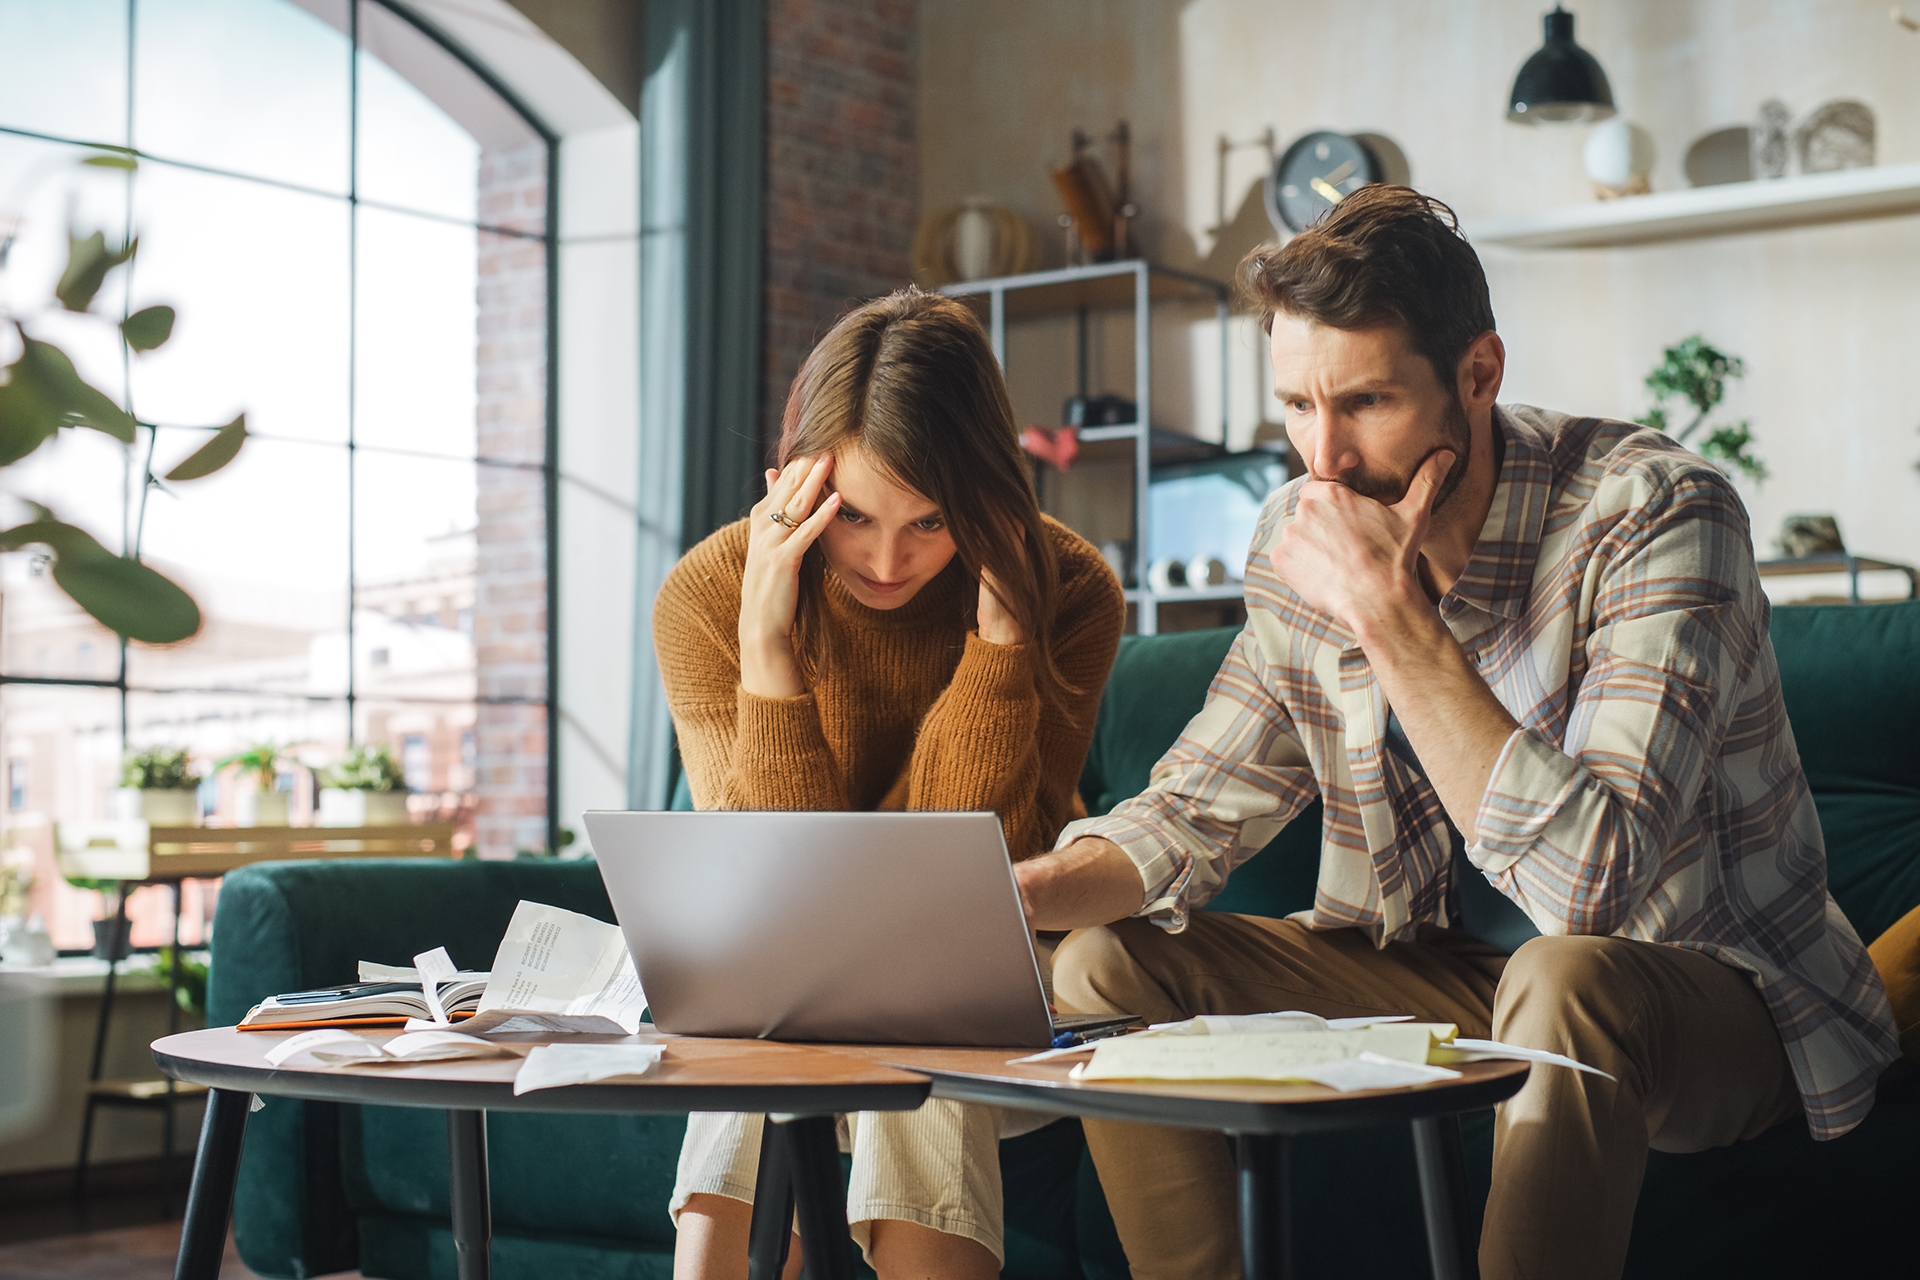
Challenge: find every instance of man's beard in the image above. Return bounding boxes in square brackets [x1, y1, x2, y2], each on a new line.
[1326, 395, 1472, 510]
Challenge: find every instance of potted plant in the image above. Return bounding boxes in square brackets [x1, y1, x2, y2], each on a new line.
[216, 743, 293, 826]
[64, 875, 130, 960]
[318, 743, 411, 827]
[109, 747, 202, 826]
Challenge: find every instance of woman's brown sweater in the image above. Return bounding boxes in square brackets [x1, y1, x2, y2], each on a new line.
[652, 515, 1126, 860]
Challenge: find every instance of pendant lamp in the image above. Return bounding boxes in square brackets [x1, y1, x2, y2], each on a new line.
[1507, 5, 1615, 124]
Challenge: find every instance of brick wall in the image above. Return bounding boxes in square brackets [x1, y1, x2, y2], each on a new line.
[760, 0, 919, 450]
[473, 141, 550, 858]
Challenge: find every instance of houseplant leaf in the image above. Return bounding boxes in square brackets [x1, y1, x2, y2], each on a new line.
[0, 366, 63, 464]
[0, 518, 200, 643]
[9, 335, 135, 442]
[163, 414, 247, 480]
[80, 152, 138, 171]
[120, 304, 176, 352]
[55, 229, 136, 314]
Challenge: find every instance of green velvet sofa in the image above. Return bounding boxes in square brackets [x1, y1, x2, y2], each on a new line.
[205, 602, 1919, 1279]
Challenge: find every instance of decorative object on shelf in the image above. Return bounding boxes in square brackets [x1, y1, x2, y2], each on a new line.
[1266, 131, 1383, 234]
[217, 741, 295, 826]
[1507, 5, 1615, 125]
[1795, 100, 1874, 174]
[1148, 451, 1290, 582]
[1185, 556, 1229, 588]
[62, 873, 131, 959]
[1050, 121, 1137, 264]
[1752, 99, 1792, 179]
[909, 199, 1034, 286]
[1584, 117, 1655, 198]
[1683, 126, 1753, 187]
[1064, 393, 1137, 427]
[0, 148, 247, 647]
[1146, 557, 1189, 592]
[1019, 425, 1080, 471]
[318, 742, 412, 827]
[1635, 335, 1766, 482]
[110, 747, 202, 826]
[1775, 515, 1846, 559]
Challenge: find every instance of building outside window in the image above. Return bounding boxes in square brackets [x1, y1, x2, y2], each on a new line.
[0, 0, 556, 951]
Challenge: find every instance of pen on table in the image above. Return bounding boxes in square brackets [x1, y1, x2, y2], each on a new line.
[1050, 1024, 1136, 1051]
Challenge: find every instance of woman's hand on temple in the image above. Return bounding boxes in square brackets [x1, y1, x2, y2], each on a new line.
[739, 455, 840, 697]
[976, 567, 1025, 646]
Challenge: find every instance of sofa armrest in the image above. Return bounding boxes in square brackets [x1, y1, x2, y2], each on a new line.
[205, 857, 614, 1279]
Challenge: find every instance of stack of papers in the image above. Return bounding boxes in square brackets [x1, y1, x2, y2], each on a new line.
[1024, 1009, 1611, 1093]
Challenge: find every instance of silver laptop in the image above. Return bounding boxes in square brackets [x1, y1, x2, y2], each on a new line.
[583, 810, 1132, 1049]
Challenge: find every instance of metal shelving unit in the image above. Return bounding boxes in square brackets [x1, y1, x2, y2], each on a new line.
[940, 259, 1236, 634]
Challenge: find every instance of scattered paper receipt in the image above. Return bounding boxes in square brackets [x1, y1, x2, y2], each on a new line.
[1065, 1010, 1615, 1092]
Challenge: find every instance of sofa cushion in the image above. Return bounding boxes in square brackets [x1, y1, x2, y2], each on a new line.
[1767, 602, 1920, 945]
[1079, 625, 1320, 919]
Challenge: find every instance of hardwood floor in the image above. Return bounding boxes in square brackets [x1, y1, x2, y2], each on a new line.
[0, 1221, 365, 1280]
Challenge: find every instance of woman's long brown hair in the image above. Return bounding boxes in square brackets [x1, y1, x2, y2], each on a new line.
[778, 287, 1072, 713]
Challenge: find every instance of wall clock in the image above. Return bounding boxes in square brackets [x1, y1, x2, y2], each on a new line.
[1264, 131, 1383, 235]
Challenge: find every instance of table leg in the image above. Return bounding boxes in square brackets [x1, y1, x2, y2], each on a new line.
[1411, 1113, 1478, 1280]
[1235, 1131, 1291, 1280]
[172, 1087, 251, 1280]
[781, 1114, 855, 1280]
[446, 1110, 491, 1280]
[747, 1117, 796, 1280]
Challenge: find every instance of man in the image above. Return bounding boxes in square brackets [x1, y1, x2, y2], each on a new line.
[1013, 185, 1898, 1280]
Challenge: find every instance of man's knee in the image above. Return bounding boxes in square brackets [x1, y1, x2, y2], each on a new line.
[1493, 934, 1644, 1045]
[1052, 919, 1162, 1017]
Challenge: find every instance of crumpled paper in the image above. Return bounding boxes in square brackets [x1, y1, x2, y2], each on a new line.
[511, 1043, 666, 1095]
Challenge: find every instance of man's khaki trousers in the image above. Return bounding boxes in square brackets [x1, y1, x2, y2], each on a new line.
[1052, 915, 1801, 1280]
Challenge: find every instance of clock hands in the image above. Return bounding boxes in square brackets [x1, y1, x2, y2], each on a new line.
[1310, 176, 1344, 204]
[1322, 159, 1357, 186]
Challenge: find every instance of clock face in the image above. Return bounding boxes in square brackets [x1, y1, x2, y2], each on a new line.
[1265, 131, 1383, 235]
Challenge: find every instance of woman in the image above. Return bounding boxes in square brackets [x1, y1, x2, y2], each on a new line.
[652, 287, 1125, 1279]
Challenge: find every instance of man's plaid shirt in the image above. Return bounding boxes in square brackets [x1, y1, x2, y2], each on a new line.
[1060, 405, 1898, 1139]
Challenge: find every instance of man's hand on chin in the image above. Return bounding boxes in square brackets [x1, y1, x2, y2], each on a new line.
[1268, 449, 1454, 632]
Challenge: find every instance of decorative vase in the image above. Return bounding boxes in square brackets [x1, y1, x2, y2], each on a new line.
[109, 788, 199, 825]
[318, 789, 411, 827]
[237, 790, 289, 827]
[90, 916, 132, 961]
[0, 913, 55, 966]
[955, 198, 996, 281]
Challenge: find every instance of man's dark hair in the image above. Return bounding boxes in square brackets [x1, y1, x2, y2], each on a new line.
[1237, 185, 1496, 392]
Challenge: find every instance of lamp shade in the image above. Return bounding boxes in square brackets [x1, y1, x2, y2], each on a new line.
[1508, 6, 1615, 125]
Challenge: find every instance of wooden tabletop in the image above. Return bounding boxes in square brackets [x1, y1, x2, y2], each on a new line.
[152, 1026, 930, 1117]
[820, 1043, 1532, 1136]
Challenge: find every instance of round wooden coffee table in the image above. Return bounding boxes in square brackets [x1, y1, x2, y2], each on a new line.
[153, 1026, 930, 1280]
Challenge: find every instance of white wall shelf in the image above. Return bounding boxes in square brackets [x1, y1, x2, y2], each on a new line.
[1466, 162, 1920, 249]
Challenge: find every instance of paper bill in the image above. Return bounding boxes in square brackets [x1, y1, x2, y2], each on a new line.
[1436, 1038, 1616, 1080]
[1291, 1052, 1462, 1092]
[264, 1029, 387, 1068]
[1080, 1024, 1452, 1083]
[414, 946, 458, 1025]
[511, 1043, 666, 1095]
[1145, 1012, 1419, 1036]
[468, 902, 646, 1035]
[381, 1030, 515, 1062]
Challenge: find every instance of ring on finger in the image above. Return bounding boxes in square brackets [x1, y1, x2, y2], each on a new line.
[768, 509, 800, 529]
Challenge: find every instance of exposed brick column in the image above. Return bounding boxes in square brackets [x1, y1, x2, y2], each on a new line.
[474, 141, 549, 858]
[760, 0, 919, 450]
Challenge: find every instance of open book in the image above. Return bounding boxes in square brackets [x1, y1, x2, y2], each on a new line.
[238, 973, 489, 1029]
[239, 901, 645, 1035]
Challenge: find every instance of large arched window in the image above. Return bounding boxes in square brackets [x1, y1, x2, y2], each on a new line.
[0, 0, 556, 951]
